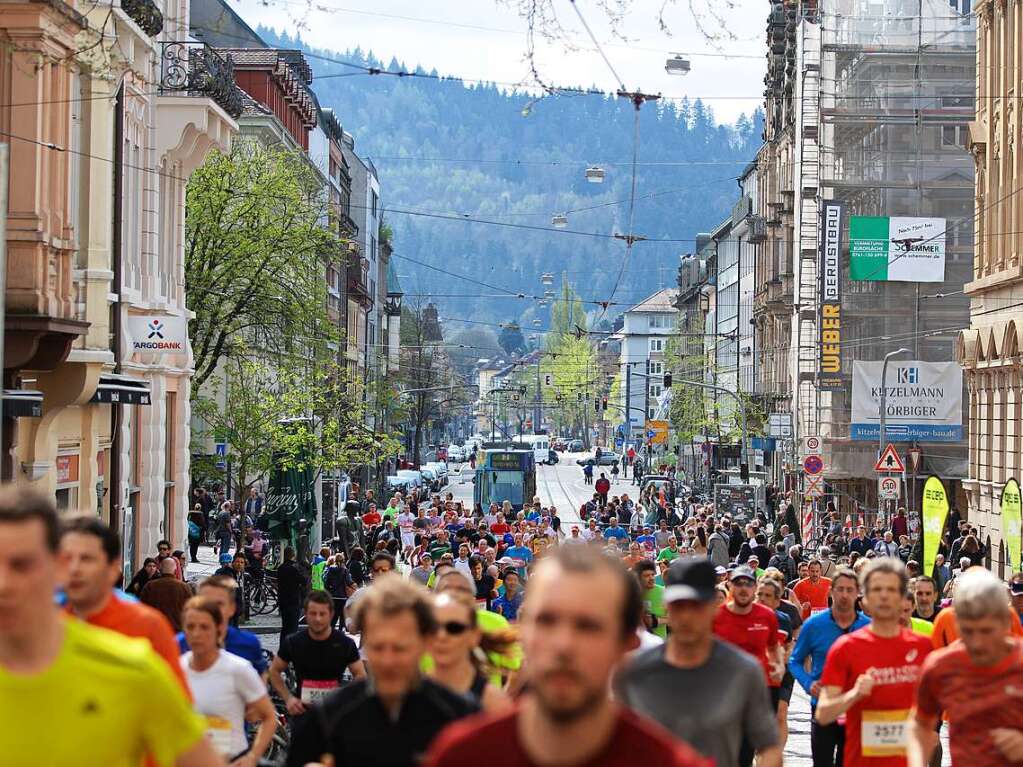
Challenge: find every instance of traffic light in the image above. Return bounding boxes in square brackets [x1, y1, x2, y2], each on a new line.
[577, 391, 584, 403]
[602, 397, 608, 411]
[594, 397, 600, 413]
[663, 372, 672, 388]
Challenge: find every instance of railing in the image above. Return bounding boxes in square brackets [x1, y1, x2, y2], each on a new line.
[121, 0, 163, 37]
[159, 42, 243, 119]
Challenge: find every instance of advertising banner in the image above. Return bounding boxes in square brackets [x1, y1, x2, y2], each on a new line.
[819, 201, 844, 389]
[849, 216, 946, 282]
[127, 315, 187, 356]
[1002, 478, 1022, 572]
[921, 476, 949, 579]
[850, 360, 963, 442]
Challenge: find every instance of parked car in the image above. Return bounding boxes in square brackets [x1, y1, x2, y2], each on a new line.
[396, 469, 423, 489]
[568, 439, 584, 452]
[547, 449, 559, 465]
[436, 445, 448, 461]
[385, 475, 410, 493]
[419, 467, 442, 492]
[551, 438, 567, 452]
[576, 452, 620, 467]
[424, 462, 448, 486]
[447, 445, 465, 463]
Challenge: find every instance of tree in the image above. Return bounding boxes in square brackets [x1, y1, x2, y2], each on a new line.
[498, 323, 526, 357]
[185, 140, 346, 387]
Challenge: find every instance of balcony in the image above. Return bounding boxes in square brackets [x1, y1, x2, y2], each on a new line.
[158, 42, 243, 119]
[347, 256, 373, 308]
[121, 0, 163, 36]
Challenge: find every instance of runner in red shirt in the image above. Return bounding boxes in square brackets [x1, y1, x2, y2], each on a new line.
[792, 559, 833, 619]
[816, 559, 931, 767]
[909, 568, 1023, 767]
[424, 545, 710, 767]
[362, 504, 382, 527]
[713, 566, 784, 686]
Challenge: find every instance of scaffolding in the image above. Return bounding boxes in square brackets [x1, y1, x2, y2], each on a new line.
[793, 0, 974, 504]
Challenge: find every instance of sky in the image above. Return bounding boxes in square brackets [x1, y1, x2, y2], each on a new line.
[226, 0, 768, 123]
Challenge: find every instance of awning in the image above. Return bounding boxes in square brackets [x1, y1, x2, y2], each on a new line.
[3, 389, 43, 418]
[89, 374, 151, 405]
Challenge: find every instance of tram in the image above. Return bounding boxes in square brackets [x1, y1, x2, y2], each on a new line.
[473, 445, 537, 512]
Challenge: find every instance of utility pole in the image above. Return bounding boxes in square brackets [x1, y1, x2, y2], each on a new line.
[624, 363, 632, 448]
[535, 359, 541, 434]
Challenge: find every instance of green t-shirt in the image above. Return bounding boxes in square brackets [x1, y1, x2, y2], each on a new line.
[428, 542, 451, 560]
[643, 584, 668, 639]
[382, 505, 399, 520]
[311, 560, 328, 592]
[656, 547, 680, 563]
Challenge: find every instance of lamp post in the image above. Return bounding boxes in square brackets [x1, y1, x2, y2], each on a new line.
[879, 347, 910, 526]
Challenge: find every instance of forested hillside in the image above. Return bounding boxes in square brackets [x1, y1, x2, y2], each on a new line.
[261, 28, 763, 336]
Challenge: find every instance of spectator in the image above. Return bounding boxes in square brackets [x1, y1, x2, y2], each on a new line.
[139, 557, 192, 632]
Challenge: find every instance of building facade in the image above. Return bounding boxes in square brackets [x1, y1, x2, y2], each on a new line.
[617, 289, 677, 445]
[956, 0, 1023, 576]
[1, 0, 238, 567]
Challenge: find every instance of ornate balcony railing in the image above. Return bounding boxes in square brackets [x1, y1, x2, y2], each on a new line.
[159, 42, 243, 119]
[122, 0, 163, 37]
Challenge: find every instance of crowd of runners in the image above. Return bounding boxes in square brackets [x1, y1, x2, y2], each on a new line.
[4, 479, 1023, 767]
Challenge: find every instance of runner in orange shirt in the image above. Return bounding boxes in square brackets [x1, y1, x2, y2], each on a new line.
[60, 516, 190, 694]
[792, 559, 833, 620]
[909, 569, 1023, 767]
[931, 568, 1023, 649]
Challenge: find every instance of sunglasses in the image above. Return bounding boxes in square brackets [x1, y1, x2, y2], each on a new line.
[437, 621, 472, 636]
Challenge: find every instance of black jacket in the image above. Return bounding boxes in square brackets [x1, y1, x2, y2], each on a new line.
[276, 560, 308, 609]
[286, 677, 477, 767]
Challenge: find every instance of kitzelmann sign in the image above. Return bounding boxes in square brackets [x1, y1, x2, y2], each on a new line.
[127, 315, 187, 355]
[850, 360, 963, 442]
[818, 201, 843, 389]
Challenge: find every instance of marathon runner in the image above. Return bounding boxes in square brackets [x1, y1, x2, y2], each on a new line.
[0, 487, 220, 766]
[616, 558, 780, 767]
[286, 577, 477, 767]
[178, 574, 268, 676]
[788, 566, 869, 767]
[792, 558, 833, 619]
[426, 545, 713, 767]
[59, 515, 188, 693]
[909, 568, 1023, 767]
[269, 590, 365, 715]
[816, 559, 932, 767]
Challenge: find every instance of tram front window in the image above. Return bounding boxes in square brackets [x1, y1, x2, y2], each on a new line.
[491, 470, 524, 507]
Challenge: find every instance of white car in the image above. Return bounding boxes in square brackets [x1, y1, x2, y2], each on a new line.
[396, 470, 423, 489]
[424, 462, 448, 485]
[447, 446, 465, 463]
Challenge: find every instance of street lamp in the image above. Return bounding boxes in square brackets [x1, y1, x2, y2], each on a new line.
[665, 54, 691, 75]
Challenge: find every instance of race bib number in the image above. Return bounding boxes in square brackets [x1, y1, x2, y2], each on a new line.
[861, 709, 909, 757]
[205, 715, 233, 756]
[301, 679, 339, 705]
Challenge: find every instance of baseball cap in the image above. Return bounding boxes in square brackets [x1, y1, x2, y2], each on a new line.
[663, 558, 718, 603]
[714, 565, 728, 577]
[729, 565, 756, 583]
[219, 553, 233, 565]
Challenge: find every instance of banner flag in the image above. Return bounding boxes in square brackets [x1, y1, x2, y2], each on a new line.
[922, 476, 949, 579]
[1002, 478, 1022, 572]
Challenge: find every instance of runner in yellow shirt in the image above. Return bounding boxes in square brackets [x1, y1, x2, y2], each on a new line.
[0, 487, 220, 767]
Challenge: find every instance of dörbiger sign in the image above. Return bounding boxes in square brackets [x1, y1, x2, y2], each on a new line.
[127, 315, 187, 356]
[818, 200, 843, 388]
[850, 361, 963, 442]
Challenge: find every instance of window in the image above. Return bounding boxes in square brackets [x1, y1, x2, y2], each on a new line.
[648, 361, 663, 375]
[649, 338, 664, 353]
[649, 384, 662, 397]
[649, 314, 674, 329]
[648, 407, 657, 419]
[371, 190, 379, 218]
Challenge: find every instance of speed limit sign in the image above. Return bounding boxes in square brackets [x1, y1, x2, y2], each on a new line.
[878, 476, 900, 501]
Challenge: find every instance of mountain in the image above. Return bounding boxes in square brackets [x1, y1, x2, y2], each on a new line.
[260, 28, 764, 333]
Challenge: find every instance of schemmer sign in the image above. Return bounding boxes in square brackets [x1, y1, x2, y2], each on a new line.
[850, 361, 963, 442]
[849, 216, 946, 282]
[818, 201, 843, 389]
[127, 315, 187, 355]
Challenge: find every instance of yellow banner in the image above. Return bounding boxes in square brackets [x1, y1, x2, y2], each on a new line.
[922, 476, 949, 579]
[1002, 478, 1022, 572]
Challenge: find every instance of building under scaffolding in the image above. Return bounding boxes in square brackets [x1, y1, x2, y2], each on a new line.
[760, 0, 974, 519]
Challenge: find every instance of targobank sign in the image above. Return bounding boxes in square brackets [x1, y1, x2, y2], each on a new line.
[128, 315, 187, 355]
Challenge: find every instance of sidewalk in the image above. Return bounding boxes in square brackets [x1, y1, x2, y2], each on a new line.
[187, 543, 282, 636]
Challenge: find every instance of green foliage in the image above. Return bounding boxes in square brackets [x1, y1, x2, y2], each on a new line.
[258, 30, 764, 326]
[185, 140, 346, 387]
[498, 323, 526, 357]
[191, 358, 402, 493]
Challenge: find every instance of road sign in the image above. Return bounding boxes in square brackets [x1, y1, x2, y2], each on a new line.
[805, 475, 825, 497]
[768, 413, 793, 438]
[215, 442, 227, 470]
[907, 447, 922, 473]
[878, 476, 901, 500]
[802, 454, 825, 476]
[875, 443, 905, 473]
[803, 435, 822, 455]
[645, 419, 669, 445]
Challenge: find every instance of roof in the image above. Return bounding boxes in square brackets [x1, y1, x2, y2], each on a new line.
[222, 48, 314, 84]
[239, 90, 273, 118]
[625, 288, 678, 314]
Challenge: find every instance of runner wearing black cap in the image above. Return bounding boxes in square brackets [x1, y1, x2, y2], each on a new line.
[616, 558, 781, 767]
